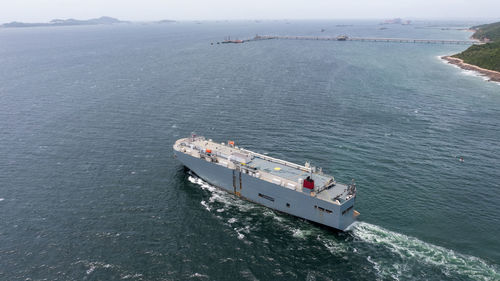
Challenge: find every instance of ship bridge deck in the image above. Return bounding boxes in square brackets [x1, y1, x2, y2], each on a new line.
[174, 137, 355, 204]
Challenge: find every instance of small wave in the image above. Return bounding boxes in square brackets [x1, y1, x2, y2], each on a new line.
[74, 260, 116, 275]
[437, 55, 447, 62]
[95, 232, 121, 238]
[200, 200, 211, 211]
[89, 262, 113, 274]
[74, 260, 143, 280]
[121, 273, 144, 279]
[0, 198, 4, 202]
[236, 231, 245, 240]
[461, 69, 490, 81]
[234, 225, 251, 240]
[189, 273, 209, 278]
[459, 70, 500, 86]
[86, 264, 96, 275]
[352, 222, 500, 280]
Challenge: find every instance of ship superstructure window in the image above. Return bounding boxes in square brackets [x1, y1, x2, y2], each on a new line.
[286, 203, 290, 208]
[315, 205, 333, 214]
[258, 193, 275, 202]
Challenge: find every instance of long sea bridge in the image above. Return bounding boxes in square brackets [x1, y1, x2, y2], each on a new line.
[228, 35, 481, 45]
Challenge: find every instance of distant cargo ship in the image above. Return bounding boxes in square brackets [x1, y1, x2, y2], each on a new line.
[221, 39, 243, 44]
[381, 18, 411, 25]
[221, 36, 244, 44]
[174, 135, 359, 231]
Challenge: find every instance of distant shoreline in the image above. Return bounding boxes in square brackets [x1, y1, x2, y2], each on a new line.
[1, 17, 176, 28]
[442, 56, 500, 82]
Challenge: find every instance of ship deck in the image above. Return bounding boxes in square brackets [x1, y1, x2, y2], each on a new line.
[249, 157, 329, 186]
[174, 137, 354, 204]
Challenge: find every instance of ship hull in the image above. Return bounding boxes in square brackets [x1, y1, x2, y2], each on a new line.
[174, 150, 356, 231]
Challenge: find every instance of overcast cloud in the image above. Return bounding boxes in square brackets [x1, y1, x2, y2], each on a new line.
[1, 0, 500, 22]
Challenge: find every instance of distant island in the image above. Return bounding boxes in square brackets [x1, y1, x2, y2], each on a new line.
[442, 21, 500, 82]
[156, 19, 176, 24]
[1, 16, 128, 28]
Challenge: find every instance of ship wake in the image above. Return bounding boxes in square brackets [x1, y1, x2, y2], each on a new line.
[351, 222, 500, 280]
[186, 173, 499, 280]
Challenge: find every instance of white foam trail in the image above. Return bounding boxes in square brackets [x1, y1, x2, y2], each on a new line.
[188, 173, 308, 244]
[0, 198, 4, 202]
[352, 222, 500, 280]
[188, 175, 216, 192]
[188, 174, 254, 212]
[366, 255, 383, 280]
[317, 235, 349, 255]
[188, 173, 257, 242]
[292, 228, 305, 239]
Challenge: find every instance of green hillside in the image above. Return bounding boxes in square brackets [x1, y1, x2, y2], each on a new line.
[471, 22, 500, 41]
[452, 21, 500, 72]
[453, 41, 500, 71]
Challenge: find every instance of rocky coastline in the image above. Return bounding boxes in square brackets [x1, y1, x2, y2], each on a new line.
[442, 55, 500, 82]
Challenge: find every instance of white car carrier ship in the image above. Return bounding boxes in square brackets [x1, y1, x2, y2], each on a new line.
[173, 135, 359, 231]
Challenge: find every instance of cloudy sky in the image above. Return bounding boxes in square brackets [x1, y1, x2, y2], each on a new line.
[2, 0, 500, 22]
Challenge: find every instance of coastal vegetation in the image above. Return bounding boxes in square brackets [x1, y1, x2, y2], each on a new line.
[470, 22, 500, 42]
[451, 21, 500, 72]
[453, 41, 500, 72]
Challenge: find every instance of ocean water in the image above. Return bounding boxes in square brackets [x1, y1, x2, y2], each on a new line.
[0, 20, 499, 280]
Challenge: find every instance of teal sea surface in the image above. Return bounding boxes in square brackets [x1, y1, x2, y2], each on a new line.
[0, 20, 499, 280]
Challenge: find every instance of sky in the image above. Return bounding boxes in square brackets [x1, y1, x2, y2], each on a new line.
[1, 0, 500, 23]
